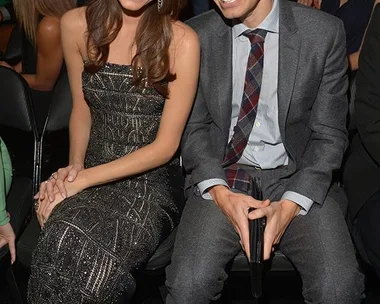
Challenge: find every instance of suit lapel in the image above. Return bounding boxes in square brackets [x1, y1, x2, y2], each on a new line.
[211, 18, 233, 137]
[278, 0, 300, 140]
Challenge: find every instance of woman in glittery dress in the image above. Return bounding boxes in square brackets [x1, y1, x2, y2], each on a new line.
[28, 0, 200, 302]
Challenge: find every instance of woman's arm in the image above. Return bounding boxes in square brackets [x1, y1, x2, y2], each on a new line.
[69, 23, 200, 192]
[21, 16, 63, 91]
[61, 10, 91, 168]
[37, 9, 91, 202]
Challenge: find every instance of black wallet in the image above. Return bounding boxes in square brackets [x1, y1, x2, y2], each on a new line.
[248, 178, 266, 299]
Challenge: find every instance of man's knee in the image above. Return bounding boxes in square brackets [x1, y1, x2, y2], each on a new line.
[303, 263, 364, 304]
[166, 257, 227, 304]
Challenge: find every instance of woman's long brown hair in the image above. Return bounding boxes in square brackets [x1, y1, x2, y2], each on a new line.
[85, 0, 186, 95]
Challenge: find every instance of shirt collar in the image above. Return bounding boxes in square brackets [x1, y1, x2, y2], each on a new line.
[232, 0, 279, 39]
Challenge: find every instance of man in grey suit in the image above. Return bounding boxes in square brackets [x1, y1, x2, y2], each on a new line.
[166, 0, 364, 303]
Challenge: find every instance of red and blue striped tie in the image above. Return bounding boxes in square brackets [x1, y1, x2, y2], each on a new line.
[223, 29, 267, 190]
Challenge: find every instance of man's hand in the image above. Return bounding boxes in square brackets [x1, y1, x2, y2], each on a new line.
[248, 199, 301, 260]
[209, 185, 270, 260]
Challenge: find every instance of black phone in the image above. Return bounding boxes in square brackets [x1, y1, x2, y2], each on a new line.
[248, 178, 266, 299]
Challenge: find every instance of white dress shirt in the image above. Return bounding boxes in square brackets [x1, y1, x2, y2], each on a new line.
[197, 0, 313, 215]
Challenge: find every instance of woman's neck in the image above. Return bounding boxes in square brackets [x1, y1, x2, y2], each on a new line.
[121, 6, 146, 27]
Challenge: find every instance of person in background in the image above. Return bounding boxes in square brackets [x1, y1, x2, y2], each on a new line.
[1, 0, 76, 90]
[29, 0, 199, 302]
[296, 0, 377, 133]
[297, 0, 375, 71]
[0, 0, 15, 24]
[0, 0, 76, 132]
[343, 2, 380, 279]
[0, 137, 15, 265]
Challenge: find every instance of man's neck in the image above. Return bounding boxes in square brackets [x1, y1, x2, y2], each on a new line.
[240, 0, 274, 28]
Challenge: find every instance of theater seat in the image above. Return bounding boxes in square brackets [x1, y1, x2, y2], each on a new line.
[1, 25, 22, 66]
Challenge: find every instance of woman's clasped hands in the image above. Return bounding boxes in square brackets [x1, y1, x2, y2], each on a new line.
[34, 164, 84, 227]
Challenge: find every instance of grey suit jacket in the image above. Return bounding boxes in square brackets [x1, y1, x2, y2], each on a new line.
[182, 0, 349, 206]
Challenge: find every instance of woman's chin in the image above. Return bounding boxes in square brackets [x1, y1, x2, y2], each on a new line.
[118, 0, 153, 12]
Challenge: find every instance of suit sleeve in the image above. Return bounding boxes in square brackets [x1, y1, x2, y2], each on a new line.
[355, 5, 380, 166]
[284, 20, 349, 205]
[180, 83, 227, 187]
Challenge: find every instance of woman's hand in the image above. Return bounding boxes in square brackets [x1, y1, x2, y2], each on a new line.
[36, 173, 85, 227]
[0, 222, 16, 264]
[35, 164, 84, 202]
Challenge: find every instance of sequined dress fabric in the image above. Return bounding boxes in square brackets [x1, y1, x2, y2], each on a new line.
[28, 63, 182, 303]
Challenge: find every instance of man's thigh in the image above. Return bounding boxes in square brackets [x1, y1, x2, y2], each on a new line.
[166, 189, 241, 303]
[279, 187, 364, 304]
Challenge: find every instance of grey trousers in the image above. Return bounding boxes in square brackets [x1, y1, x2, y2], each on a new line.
[165, 166, 364, 304]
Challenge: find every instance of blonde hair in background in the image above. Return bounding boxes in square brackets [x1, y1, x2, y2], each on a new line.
[13, 0, 76, 45]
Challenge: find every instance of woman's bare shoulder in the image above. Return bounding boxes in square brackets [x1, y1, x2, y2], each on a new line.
[60, 7, 87, 34]
[172, 20, 199, 53]
[38, 16, 60, 37]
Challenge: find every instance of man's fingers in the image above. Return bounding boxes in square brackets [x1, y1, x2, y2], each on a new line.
[248, 206, 269, 220]
[245, 197, 270, 210]
[263, 230, 274, 260]
[240, 220, 251, 260]
[8, 237, 16, 264]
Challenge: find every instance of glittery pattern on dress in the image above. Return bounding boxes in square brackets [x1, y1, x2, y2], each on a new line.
[28, 63, 182, 303]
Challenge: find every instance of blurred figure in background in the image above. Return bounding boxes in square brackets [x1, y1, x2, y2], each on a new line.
[296, 0, 374, 71]
[0, 0, 76, 132]
[320, 0, 374, 72]
[0, 0, 15, 24]
[0, 137, 15, 265]
[296, 0, 376, 131]
[343, 2, 380, 279]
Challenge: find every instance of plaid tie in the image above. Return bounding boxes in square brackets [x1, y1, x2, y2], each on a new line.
[223, 29, 267, 191]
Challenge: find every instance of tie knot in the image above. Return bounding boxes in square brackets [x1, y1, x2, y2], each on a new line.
[242, 28, 267, 45]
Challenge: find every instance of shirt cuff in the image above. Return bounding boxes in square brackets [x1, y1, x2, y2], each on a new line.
[281, 191, 314, 216]
[0, 7, 11, 22]
[197, 178, 229, 200]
